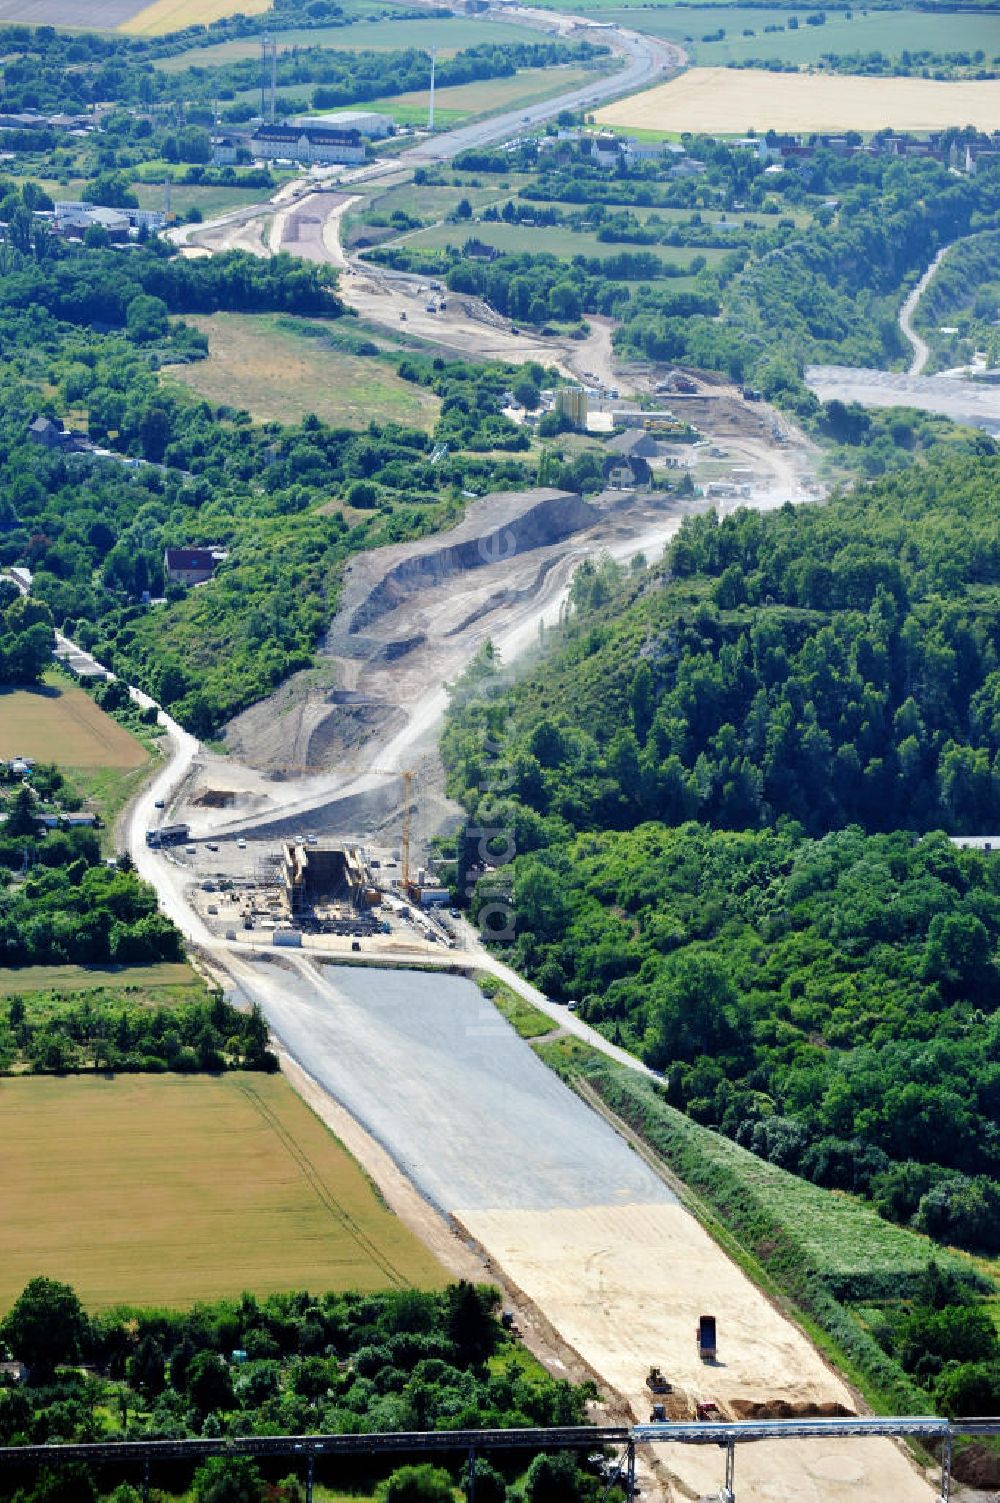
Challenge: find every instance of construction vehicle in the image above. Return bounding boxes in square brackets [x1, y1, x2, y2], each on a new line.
[697, 1314, 717, 1362]
[646, 1367, 671, 1395]
[696, 1401, 722, 1422]
[649, 1403, 666, 1422]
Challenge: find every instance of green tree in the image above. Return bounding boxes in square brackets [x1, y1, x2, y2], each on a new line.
[380, 1465, 454, 1503]
[192, 1457, 264, 1503]
[1, 1277, 88, 1377]
[186, 1350, 236, 1415]
[126, 294, 169, 345]
[522, 1452, 584, 1503]
[5, 785, 38, 838]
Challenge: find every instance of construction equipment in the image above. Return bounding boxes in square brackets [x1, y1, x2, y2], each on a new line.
[696, 1401, 722, 1423]
[649, 1404, 666, 1423]
[646, 1368, 671, 1395]
[697, 1315, 717, 1362]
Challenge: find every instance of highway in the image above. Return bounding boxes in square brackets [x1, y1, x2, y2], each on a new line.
[401, 11, 682, 163]
[170, 4, 683, 251]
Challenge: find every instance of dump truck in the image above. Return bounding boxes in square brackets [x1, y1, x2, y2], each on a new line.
[649, 1403, 666, 1422]
[646, 1367, 671, 1395]
[696, 1401, 722, 1423]
[697, 1314, 717, 1361]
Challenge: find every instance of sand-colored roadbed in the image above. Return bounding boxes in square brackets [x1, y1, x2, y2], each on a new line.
[597, 67, 1000, 133]
[461, 1202, 935, 1503]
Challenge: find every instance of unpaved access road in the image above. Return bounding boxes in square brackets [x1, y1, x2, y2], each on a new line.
[898, 244, 953, 376]
[224, 960, 936, 1503]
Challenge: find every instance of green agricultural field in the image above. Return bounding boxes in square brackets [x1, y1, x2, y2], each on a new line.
[0, 1073, 445, 1311]
[133, 182, 270, 221]
[589, 5, 1000, 67]
[0, 678, 148, 770]
[0, 960, 200, 998]
[365, 65, 602, 126]
[165, 313, 440, 431]
[154, 15, 547, 70]
[0, 669, 160, 846]
[394, 217, 725, 268]
[358, 180, 514, 226]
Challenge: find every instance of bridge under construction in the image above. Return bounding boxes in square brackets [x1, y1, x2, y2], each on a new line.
[3, 1415, 998, 1503]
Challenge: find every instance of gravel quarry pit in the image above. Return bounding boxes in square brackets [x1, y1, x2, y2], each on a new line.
[234, 960, 936, 1503]
[213, 484, 677, 845]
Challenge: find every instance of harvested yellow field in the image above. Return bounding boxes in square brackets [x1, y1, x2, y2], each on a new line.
[0, 681, 147, 768]
[122, 0, 270, 35]
[597, 67, 1000, 134]
[0, 1074, 445, 1311]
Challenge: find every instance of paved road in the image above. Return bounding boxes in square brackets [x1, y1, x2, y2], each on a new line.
[232, 960, 674, 1213]
[402, 11, 681, 164]
[806, 363, 1000, 434]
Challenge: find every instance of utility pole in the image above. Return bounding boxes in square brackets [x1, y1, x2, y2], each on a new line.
[428, 46, 436, 131]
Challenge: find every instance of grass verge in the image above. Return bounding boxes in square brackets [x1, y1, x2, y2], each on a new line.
[538, 1042, 995, 1416]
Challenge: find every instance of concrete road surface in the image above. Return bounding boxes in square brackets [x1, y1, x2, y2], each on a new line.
[235, 960, 675, 1213]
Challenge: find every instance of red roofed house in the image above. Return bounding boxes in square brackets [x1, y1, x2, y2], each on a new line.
[164, 547, 217, 587]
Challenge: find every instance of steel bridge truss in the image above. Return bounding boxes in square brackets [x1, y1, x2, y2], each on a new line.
[2, 1416, 999, 1503]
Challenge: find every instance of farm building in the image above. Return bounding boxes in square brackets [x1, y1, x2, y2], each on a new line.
[291, 110, 393, 139]
[164, 547, 218, 586]
[464, 237, 500, 262]
[249, 124, 365, 165]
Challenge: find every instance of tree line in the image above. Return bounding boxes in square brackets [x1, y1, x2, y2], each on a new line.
[0, 1278, 602, 1503]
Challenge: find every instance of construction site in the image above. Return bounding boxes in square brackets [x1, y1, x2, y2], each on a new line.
[131, 97, 957, 1503]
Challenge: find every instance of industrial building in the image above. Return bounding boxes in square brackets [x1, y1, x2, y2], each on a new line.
[290, 110, 393, 139]
[53, 201, 166, 236]
[555, 387, 588, 429]
[249, 124, 366, 165]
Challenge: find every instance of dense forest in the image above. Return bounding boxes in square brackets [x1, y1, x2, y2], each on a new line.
[0, 811, 180, 968]
[443, 452, 1000, 1250]
[0, 1278, 602, 1503]
[0, 983, 278, 1076]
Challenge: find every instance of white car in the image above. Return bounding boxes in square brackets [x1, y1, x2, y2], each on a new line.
[237, 838, 247, 849]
